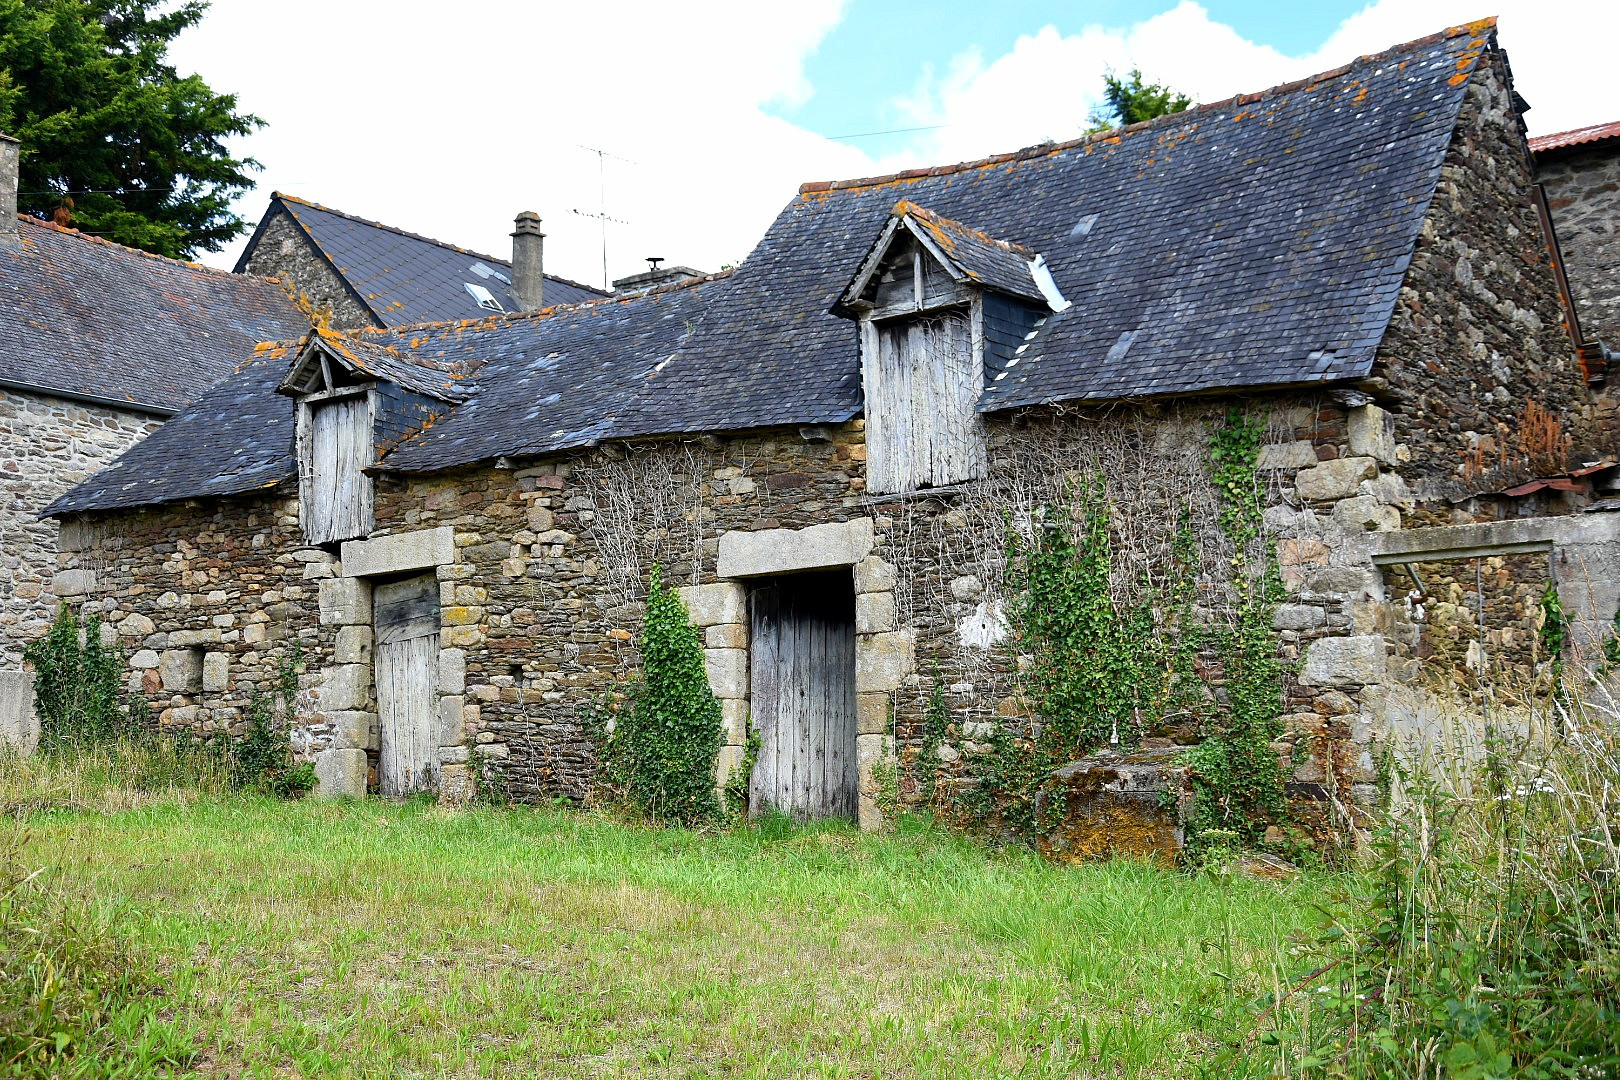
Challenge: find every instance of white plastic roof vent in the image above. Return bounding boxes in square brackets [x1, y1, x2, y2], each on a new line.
[464, 282, 505, 312]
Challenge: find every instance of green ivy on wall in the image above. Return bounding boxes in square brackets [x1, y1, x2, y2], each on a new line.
[1185, 409, 1288, 854]
[24, 606, 138, 750]
[946, 408, 1291, 858]
[600, 566, 724, 827]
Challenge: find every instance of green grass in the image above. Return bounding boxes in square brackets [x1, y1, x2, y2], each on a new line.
[18, 798, 1327, 1078]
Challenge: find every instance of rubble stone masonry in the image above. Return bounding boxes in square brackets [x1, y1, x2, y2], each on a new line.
[1539, 140, 1620, 354]
[0, 388, 160, 666]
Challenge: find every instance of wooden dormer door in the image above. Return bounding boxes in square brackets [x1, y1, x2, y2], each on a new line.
[300, 393, 374, 545]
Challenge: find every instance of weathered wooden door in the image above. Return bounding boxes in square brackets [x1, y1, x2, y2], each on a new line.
[748, 571, 857, 820]
[301, 395, 374, 545]
[865, 310, 984, 494]
[374, 573, 439, 796]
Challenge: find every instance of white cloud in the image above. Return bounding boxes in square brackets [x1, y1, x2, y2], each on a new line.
[172, 0, 875, 280]
[889, 0, 1616, 166]
[171, 0, 1615, 279]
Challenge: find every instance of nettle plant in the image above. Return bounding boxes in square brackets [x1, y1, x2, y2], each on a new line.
[950, 409, 1289, 855]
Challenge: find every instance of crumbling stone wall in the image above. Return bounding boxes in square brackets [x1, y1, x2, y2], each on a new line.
[239, 209, 374, 330]
[1370, 47, 1585, 499]
[0, 388, 161, 666]
[1539, 141, 1620, 354]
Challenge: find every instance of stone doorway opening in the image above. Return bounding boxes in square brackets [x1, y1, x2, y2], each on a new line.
[748, 570, 858, 820]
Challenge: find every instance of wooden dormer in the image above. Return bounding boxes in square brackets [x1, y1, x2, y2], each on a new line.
[278, 334, 380, 546]
[834, 201, 1065, 495]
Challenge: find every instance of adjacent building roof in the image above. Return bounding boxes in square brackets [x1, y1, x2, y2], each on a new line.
[0, 218, 309, 414]
[51, 19, 1508, 514]
[1530, 120, 1620, 155]
[235, 194, 606, 327]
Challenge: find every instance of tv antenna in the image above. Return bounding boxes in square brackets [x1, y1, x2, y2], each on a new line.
[570, 143, 636, 290]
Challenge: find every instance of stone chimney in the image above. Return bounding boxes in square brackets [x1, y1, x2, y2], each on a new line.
[510, 211, 545, 311]
[0, 133, 19, 247]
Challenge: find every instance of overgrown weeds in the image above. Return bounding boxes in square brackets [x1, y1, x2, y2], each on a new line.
[1248, 676, 1620, 1076]
[0, 831, 185, 1076]
[0, 736, 236, 816]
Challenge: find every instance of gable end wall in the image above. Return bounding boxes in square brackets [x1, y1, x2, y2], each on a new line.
[1370, 44, 1587, 498]
[0, 388, 162, 666]
[241, 209, 377, 331]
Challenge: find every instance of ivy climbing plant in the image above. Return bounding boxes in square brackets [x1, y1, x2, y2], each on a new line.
[1185, 408, 1289, 854]
[602, 566, 724, 827]
[23, 605, 139, 750]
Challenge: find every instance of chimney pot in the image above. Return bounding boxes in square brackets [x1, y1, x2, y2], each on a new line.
[510, 211, 545, 311]
[0, 133, 19, 247]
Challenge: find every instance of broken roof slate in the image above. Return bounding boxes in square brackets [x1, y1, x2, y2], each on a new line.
[239, 194, 606, 327]
[0, 219, 309, 412]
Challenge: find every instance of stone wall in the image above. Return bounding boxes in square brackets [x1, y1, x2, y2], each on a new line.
[1539, 141, 1620, 354]
[0, 387, 161, 667]
[240, 209, 375, 330]
[53, 494, 335, 751]
[1370, 47, 1587, 499]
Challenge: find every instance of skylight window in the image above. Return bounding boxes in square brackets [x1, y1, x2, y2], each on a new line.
[464, 282, 505, 312]
[469, 262, 512, 285]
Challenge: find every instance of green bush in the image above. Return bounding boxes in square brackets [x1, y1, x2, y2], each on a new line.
[22, 607, 138, 751]
[604, 567, 723, 827]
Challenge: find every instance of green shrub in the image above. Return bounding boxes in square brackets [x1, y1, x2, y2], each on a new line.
[22, 607, 139, 751]
[605, 567, 723, 827]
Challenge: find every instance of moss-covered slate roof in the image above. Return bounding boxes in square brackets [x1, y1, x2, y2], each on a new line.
[0, 219, 309, 413]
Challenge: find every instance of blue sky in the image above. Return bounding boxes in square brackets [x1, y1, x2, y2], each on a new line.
[776, 1, 1366, 157]
[172, 0, 1611, 279]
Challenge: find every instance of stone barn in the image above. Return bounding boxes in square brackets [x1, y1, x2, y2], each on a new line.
[42, 21, 1620, 847]
[0, 131, 309, 743]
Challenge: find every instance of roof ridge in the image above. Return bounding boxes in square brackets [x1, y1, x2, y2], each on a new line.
[353, 267, 738, 339]
[272, 192, 608, 295]
[13, 215, 287, 288]
[799, 17, 1498, 196]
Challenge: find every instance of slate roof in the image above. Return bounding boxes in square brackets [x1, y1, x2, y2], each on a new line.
[0, 218, 308, 413]
[236, 194, 606, 327]
[51, 19, 1507, 513]
[892, 201, 1045, 304]
[47, 346, 305, 511]
[299, 328, 474, 403]
[46, 278, 731, 513]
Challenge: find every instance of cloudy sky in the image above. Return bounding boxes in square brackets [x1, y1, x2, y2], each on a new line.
[171, 0, 1615, 285]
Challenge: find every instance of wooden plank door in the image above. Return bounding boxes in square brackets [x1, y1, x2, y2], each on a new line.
[374, 573, 439, 796]
[748, 571, 857, 820]
[302, 395, 374, 545]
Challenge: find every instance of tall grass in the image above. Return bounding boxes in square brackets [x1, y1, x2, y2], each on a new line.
[0, 736, 236, 817]
[1256, 675, 1620, 1077]
[1, 830, 186, 1077]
